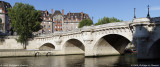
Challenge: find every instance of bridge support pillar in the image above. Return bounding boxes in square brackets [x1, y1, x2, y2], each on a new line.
[132, 20, 160, 59]
[84, 41, 95, 57]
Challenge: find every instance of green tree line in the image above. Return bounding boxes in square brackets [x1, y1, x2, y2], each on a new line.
[95, 17, 122, 25]
[78, 17, 122, 28]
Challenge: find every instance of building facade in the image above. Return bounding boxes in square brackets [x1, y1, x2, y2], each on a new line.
[0, 1, 12, 35]
[35, 9, 90, 35]
[52, 10, 64, 32]
[63, 12, 90, 32]
[35, 10, 54, 35]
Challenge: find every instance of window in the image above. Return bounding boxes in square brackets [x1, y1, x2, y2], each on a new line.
[49, 26, 50, 28]
[49, 22, 50, 24]
[71, 19, 73, 22]
[44, 25, 45, 27]
[76, 19, 77, 21]
[49, 18, 50, 20]
[58, 26, 59, 28]
[55, 26, 57, 28]
[0, 9, 2, 13]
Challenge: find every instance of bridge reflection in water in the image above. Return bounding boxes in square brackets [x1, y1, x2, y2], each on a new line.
[0, 54, 159, 67]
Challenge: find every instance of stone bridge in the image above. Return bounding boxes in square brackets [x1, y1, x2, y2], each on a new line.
[1, 17, 160, 59]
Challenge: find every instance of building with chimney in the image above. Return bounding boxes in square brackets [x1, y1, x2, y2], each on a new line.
[52, 10, 64, 32]
[35, 9, 91, 35]
[35, 10, 54, 35]
[63, 12, 90, 32]
[52, 9, 90, 32]
[0, 1, 12, 35]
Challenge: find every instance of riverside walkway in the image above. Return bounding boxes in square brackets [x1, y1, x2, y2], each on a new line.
[0, 49, 58, 57]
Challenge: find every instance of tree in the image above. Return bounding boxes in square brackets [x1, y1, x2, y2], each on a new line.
[8, 2, 42, 49]
[95, 17, 122, 25]
[78, 19, 93, 28]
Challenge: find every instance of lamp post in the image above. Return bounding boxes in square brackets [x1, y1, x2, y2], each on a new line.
[147, 5, 150, 18]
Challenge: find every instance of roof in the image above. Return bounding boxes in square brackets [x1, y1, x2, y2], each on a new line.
[53, 10, 62, 16]
[0, 1, 12, 13]
[64, 12, 90, 20]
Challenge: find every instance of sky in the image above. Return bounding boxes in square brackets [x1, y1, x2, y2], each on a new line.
[1, 0, 160, 23]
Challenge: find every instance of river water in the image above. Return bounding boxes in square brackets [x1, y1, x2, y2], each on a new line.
[0, 54, 160, 67]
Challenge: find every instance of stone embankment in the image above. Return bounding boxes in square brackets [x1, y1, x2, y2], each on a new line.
[0, 49, 62, 57]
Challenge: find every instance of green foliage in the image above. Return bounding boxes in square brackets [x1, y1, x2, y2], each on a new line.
[95, 17, 122, 25]
[0, 18, 2, 23]
[8, 2, 42, 49]
[78, 19, 93, 28]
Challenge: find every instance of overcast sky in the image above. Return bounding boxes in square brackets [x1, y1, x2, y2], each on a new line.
[2, 0, 160, 23]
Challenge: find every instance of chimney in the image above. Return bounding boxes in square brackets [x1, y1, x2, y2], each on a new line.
[45, 10, 48, 16]
[69, 11, 70, 18]
[51, 9, 53, 15]
[81, 12, 83, 18]
[62, 9, 64, 15]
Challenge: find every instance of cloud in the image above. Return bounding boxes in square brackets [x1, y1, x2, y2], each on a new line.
[150, 6, 160, 11]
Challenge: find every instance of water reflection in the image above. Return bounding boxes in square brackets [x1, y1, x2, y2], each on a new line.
[0, 54, 159, 67]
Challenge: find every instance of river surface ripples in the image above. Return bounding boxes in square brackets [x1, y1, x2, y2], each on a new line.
[0, 54, 160, 67]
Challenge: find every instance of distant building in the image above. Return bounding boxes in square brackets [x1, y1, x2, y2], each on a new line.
[52, 10, 64, 32]
[0, 1, 12, 35]
[35, 9, 91, 35]
[35, 10, 54, 35]
[63, 12, 90, 32]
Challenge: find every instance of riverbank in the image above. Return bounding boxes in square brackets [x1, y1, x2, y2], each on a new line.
[0, 49, 62, 57]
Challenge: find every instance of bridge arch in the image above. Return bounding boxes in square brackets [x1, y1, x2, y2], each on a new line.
[93, 34, 131, 56]
[39, 43, 55, 50]
[62, 38, 85, 55]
